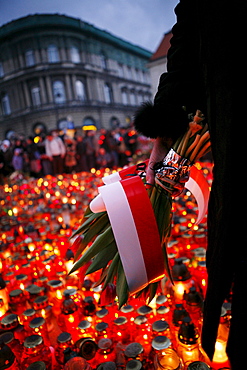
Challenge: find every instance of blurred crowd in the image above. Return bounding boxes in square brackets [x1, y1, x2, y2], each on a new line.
[0, 126, 152, 184]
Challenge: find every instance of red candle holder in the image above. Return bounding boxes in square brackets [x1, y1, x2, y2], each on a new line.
[28, 316, 50, 346]
[20, 334, 52, 370]
[54, 331, 75, 367]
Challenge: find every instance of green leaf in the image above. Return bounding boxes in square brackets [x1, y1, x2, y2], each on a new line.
[102, 252, 120, 289]
[116, 260, 129, 309]
[147, 282, 158, 304]
[69, 226, 114, 274]
[85, 241, 117, 275]
[73, 213, 110, 261]
[71, 211, 106, 238]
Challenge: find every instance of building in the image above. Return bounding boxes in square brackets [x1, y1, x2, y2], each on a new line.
[147, 31, 172, 99]
[0, 14, 152, 139]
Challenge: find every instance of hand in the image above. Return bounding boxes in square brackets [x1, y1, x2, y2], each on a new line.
[146, 137, 173, 185]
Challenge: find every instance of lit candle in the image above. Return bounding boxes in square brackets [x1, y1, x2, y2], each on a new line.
[177, 317, 209, 369]
[28, 317, 50, 346]
[54, 332, 75, 367]
[124, 342, 144, 362]
[113, 316, 130, 344]
[151, 335, 182, 370]
[0, 275, 9, 317]
[20, 334, 52, 369]
[95, 338, 115, 363]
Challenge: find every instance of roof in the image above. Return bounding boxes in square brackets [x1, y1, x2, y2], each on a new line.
[0, 14, 152, 59]
[150, 31, 172, 61]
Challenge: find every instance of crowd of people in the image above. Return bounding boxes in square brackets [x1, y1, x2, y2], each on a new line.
[0, 126, 152, 184]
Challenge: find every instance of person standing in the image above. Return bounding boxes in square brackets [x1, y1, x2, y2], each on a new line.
[45, 131, 66, 175]
[134, 1, 247, 369]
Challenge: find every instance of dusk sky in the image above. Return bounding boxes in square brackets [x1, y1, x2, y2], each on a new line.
[0, 0, 178, 52]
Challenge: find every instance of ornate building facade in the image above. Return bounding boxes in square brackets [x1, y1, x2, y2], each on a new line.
[0, 14, 152, 139]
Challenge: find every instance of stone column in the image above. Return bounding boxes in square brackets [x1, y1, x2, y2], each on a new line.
[65, 74, 72, 102]
[45, 76, 53, 103]
[39, 77, 47, 104]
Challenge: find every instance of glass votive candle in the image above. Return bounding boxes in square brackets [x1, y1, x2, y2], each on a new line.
[83, 296, 97, 318]
[47, 279, 64, 314]
[21, 308, 37, 331]
[28, 317, 50, 346]
[126, 359, 143, 370]
[137, 305, 154, 321]
[156, 294, 168, 308]
[75, 319, 93, 342]
[0, 313, 26, 343]
[9, 288, 28, 315]
[96, 308, 110, 324]
[113, 316, 130, 344]
[133, 315, 150, 343]
[151, 335, 183, 370]
[75, 337, 98, 363]
[0, 331, 23, 362]
[156, 306, 171, 321]
[21, 335, 52, 370]
[152, 320, 171, 339]
[95, 338, 115, 363]
[14, 273, 29, 290]
[120, 304, 135, 323]
[54, 332, 74, 367]
[95, 321, 109, 342]
[124, 342, 144, 362]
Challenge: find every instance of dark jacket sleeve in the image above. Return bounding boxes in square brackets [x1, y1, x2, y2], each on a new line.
[134, 0, 206, 141]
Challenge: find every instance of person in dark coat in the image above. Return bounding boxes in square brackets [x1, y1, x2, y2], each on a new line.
[134, 1, 247, 369]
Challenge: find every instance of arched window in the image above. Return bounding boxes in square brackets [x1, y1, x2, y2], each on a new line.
[1, 93, 11, 116]
[25, 49, 35, 67]
[53, 80, 66, 104]
[31, 86, 41, 107]
[100, 52, 108, 69]
[75, 80, 86, 101]
[47, 44, 60, 63]
[70, 47, 80, 63]
[130, 89, 137, 106]
[104, 83, 113, 104]
[0, 62, 4, 78]
[121, 88, 128, 105]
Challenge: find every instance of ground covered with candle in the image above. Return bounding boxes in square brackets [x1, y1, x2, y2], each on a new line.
[0, 165, 231, 369]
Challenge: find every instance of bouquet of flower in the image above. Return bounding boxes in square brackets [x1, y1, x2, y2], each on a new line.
[69, 110, 210, 307]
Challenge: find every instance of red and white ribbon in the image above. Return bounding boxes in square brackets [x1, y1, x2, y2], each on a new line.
[89, 161, 210, 294]
[185, 165, 210, 225]
[99, 175, 165, 294]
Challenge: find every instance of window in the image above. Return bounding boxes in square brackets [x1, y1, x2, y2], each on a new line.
[127, 66, 132, 80]
[75, 80, 86, 101]
[53, 80, 66, 104]
[1, 94, 11, 115]
[118, 63, 124, 78]
[25, 49, 35, 67]
[137, 91, 144, 105]
[31, 86, 41, 107]
[47, 44, 60, 63]
[100, 52, 108, 69]
[130, 90, 137, 106]
[104, 83, 113, 104]
[0, 62, 4, 78]
[70, 47, 80, 63]
[121, 88, 128, 105]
